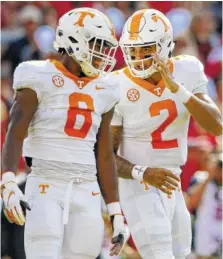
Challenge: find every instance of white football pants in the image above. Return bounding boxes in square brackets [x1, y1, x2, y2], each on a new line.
[119, 178, 192, 259]
[24, 176, 104, 259]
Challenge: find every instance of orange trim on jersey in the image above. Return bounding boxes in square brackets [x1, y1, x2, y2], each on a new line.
[129, 10, 146, 40]
[123, 59, 174, 97]
[50, 59, 98, 89]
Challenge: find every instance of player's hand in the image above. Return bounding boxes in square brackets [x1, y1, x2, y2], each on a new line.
[110, 214, 129, 256]
[1, 174, 31, 226]
[153, 53, 180, 93]
[143, 167, 180, 195]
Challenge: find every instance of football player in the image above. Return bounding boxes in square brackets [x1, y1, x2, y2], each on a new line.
[1, 8, 128, 259]
[111, 9, 222, 259]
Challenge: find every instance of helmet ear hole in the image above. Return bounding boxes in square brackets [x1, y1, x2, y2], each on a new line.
[67, 46, 74, 55]
[58, 30, 63, 37]
[168, 51, 172, 58]
[68, 36, 78, 44]
[58, 48, 66, 55]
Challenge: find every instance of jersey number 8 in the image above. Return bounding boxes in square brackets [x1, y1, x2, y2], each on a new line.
[64, 93, 94, 138]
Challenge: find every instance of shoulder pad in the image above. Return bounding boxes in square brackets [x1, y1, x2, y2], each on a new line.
[13, 61, 48, 102]
[172, 55, 204, 74]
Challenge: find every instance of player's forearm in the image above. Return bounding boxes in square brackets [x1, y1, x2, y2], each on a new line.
[2, 90, 38, 175]
[115, 154, 135, 179]
[111, 126, 135, 179]
[2, 131, 24, 174]
[184, 96, 222, 136]
[97, 154, 119, 204]
[2, 108, 29, 174]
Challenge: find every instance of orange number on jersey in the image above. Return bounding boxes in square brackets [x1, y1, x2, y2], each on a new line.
[149, 99, 178, 149]
[64, 93, 94, 138]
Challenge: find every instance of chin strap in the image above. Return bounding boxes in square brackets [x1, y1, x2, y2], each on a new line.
[80, 61, 99, 77]
[142, 62, 158, 79]
[131, 62, 158, 79]
[69, 54, 99, 78]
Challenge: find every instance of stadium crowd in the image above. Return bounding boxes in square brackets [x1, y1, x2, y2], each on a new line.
[1, 1, 222, 259]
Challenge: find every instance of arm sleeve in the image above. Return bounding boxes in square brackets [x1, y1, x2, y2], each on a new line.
[111, 105, 123, 126]
[13, 62, 42, 102]
[192, 58, 208, 95]
[103, 80, 120, 114]
[104, 101, 120, 114]
[103, 72, 121, 114]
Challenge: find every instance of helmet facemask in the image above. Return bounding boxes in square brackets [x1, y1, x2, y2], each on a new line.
[121, 34, 174, 79]
[54, 26, 118, 77]
[81, 37, 117, 77]
[121, 42, 157, 79]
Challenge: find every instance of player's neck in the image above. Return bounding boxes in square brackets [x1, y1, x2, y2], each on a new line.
[59, 55, 85, 77]
[145, 72, 162, 85]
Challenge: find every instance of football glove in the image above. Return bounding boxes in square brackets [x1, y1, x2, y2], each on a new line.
[1, 172, 31, 225]
[107, 202, 130, 256]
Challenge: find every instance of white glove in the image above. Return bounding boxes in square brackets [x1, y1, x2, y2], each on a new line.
[1, 172, 30, 225]
[107, 202, 130, 256]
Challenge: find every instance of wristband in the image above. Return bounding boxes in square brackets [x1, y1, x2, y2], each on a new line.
[175, 85, 192, 104]
[107, 202, 122, 216]
[131, 165, 147, 181]
[2, 172, 16, 184]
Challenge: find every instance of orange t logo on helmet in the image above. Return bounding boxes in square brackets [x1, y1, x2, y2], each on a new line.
[74, 11, 95, 27]
[151, 14, 169, 32]
[129, 11, 169, 41]
[107, 18, 116, 39]
[129, 10, 146, 40]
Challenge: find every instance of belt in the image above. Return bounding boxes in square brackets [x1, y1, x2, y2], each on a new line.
[62, 177, 96, 225]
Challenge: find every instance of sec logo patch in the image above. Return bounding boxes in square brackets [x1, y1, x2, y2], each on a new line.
[52, 75, 64, 87]
[127, 88, 140, 102]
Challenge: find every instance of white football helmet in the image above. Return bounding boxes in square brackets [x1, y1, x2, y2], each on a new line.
[119, 9, 175, 79]
[54, 8, 118, 77]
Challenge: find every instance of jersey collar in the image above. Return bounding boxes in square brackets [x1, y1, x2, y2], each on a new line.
[123, 59, 174, 97]
[50, 59, 99, 89]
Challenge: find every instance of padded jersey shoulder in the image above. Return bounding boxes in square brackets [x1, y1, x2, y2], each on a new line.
[13, 60, 53, 102]
[172, 55, 205, 74]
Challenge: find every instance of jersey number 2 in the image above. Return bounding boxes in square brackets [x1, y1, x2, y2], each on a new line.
[149, 99, 178, 149]
[64, 93, 94, 138]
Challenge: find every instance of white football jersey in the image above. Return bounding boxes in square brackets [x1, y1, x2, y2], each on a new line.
[111, 55, 208, 172]
[13, 60, 119, 165]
